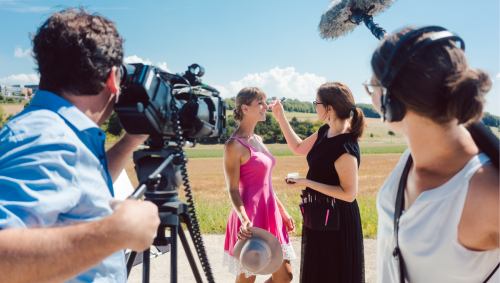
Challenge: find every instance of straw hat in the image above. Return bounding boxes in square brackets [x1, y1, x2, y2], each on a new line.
[233, 227, 284, 275]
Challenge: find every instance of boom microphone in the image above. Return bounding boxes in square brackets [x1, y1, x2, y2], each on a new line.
[319, 0, 395, 39]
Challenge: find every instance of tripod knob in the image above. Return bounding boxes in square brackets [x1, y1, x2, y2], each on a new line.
[146, 174, 162, 192]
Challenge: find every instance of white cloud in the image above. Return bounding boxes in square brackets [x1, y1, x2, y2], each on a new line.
[156, 62, 171, 72]
[123, 55, 152, 65]
[496, 73, 500, 80]
[0, 73, 39, 85]
[123, 56, 172, 73]
[210, 85, 230, 97]
[14, 46, 31, 58]
[221, 66, 326, 101]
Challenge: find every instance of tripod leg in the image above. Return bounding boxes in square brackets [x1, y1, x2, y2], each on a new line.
[126, 251, 138, 278]
[171, 225, 178, 283]
[143, 247, 150, 283]
[178, 224, 203, 283]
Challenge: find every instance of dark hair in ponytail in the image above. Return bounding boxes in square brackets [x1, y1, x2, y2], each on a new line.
[371, 27, 491, 124]
[317, 82, 366, 140]
[350, 108, 366, 141]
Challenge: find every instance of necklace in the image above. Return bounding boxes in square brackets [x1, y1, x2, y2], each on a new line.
[234, 133, 254, 139]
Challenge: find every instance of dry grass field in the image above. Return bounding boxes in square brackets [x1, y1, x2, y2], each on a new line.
[125, 154, 400, 199]
[125, 154, 401, 238]
[1, 104, 25, 115]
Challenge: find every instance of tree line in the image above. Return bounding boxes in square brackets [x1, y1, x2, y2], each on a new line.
[224, 97, 317, 113]
[197, 113, 324, 145]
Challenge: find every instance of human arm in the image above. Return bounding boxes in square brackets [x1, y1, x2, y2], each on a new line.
[223, 139, 252, 239]
[286, 153, 359, 202]
[106, 133, 148, 183]
[0, 128, 159, 283]
[458, 163, 499, 251]
[271, 100, 318, 156]
[274, 193, 295, 234]
[0, 199, 160, 283]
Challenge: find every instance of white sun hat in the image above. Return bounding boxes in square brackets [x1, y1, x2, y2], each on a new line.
[233, 227, 284, 275]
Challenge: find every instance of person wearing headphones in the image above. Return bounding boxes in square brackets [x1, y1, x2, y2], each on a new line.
[366, 26, 499, 282]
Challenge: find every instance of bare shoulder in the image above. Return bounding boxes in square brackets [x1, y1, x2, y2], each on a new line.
[224, 138, 244, 154]
[459, 163, 499, 250]
[334, 152, 358, 167]
[469, 163, 499, 208]
[224, 138, 250, 159]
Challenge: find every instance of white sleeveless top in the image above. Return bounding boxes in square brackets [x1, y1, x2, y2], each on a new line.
[377, 149, 499, 283]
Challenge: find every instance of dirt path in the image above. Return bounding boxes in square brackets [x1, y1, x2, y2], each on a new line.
[128, 234, 377, 283]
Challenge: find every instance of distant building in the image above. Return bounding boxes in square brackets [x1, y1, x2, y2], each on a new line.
[7, 85, 39, 97]
[25, 85, 39, 94]
[1, 85, 14, 96]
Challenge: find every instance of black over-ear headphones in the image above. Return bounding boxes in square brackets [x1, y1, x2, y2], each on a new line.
[379, 26, 466, 122]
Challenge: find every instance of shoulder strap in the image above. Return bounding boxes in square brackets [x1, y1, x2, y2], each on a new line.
[225, 137, 254, 151]
[394, 154, 500, 283]
[484, 263, 500, 283]
[394, 154, 413, 283]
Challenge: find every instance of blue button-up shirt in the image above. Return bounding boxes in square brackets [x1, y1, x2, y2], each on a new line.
[0, 90, 126, 282]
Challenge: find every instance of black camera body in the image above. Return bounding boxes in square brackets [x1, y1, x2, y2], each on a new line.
[115, 63, 226, 139]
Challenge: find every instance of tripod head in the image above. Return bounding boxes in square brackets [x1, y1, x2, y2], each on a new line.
[127, 136, 191, 200]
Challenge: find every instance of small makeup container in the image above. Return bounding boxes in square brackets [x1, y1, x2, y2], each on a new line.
[287, 173, 299, 184]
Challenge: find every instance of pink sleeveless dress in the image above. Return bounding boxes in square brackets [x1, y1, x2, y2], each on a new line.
[222, 137, 296, 277]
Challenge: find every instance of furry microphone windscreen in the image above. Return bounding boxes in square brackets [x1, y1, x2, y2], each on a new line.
[319, 0, 396, 39]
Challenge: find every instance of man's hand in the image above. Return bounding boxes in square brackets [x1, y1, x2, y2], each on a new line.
[0, 200, 160, 283]
[109, 199, 160, 251]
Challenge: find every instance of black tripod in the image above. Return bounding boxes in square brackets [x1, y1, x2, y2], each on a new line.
[125, 141, 215, 283]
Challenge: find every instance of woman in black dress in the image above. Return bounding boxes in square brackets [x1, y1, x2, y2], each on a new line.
[272, 82, 366, 283]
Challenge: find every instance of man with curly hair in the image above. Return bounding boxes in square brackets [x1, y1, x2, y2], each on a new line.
[0, 8, 160, 283]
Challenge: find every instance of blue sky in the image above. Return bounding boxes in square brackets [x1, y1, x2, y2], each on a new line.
[1, 0, 498, 115]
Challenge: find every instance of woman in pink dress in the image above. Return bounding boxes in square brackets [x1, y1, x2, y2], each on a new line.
[222, 87, 297, 283]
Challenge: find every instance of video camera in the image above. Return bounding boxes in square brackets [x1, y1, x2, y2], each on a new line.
[115, 63, 226, 140]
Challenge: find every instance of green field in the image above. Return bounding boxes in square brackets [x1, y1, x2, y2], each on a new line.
[184, 143, 408, 158]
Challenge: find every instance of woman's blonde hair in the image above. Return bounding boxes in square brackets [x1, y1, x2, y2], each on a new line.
[232, 87, 267, 121]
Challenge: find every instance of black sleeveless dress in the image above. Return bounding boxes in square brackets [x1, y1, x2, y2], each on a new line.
[300, 124, 365, 283]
